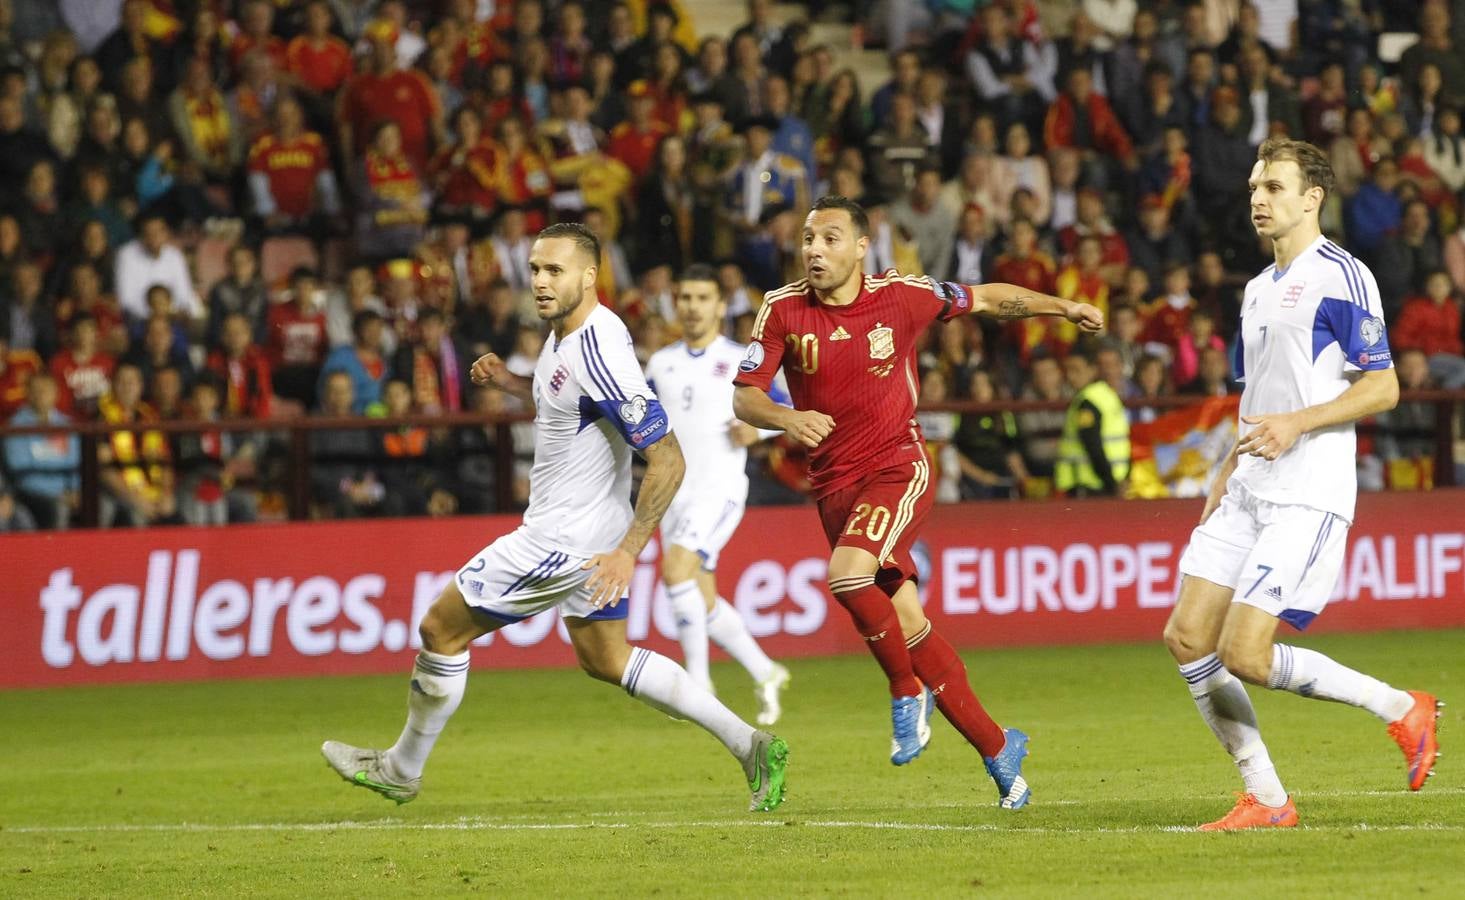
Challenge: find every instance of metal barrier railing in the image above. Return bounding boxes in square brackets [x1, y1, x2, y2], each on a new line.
[0, 391, 1458, 527]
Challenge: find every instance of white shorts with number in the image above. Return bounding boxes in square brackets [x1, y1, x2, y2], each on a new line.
[1177, 481, 1349, 630]
[455, 527, 627, 623]
[662, 490, 745, 570]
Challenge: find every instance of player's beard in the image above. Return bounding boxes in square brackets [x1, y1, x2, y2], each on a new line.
[539, 287, 585, 322]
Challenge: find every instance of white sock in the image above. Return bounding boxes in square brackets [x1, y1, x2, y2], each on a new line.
[668, 580, 712, 690]
[1269, 644, 1415, 722]
[384, 649, 469, 780]
[707, 597, 778, 683]
[621, 646, 755, 760]
[1179, 653, 1287, 806]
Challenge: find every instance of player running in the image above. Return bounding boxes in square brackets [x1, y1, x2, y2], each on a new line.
[645, 264, 791, 724]
[322, 224, 788, 813]
[732, 195, 1102, 808]
[1163, 138, 1441, 831]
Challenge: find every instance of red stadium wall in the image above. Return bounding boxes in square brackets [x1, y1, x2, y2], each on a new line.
[2, 493, 1463, 688]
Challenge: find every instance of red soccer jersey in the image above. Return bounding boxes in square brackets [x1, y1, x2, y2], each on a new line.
[339, 69, 441, 171]
[248, 131, 330, 218]
[50, 350, 116, 416]
[266, 304, 327, 367]
[285, 35, 354, 94]
[733, 270, 972, 497]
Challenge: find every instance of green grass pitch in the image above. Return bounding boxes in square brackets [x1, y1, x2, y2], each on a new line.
[4, 629, 1462, 897]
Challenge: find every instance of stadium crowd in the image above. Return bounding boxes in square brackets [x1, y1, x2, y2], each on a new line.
[0, 0, 1463, 530]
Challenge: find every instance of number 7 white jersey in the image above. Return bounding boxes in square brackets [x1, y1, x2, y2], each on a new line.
[1231, 235, 1393, 522]
[645, 336, 790, 499]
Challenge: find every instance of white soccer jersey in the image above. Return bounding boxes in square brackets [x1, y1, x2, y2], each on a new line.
[1230, 235, 1393, 521]
[645, 336, 790, 498]
[520, 304, 671, 555]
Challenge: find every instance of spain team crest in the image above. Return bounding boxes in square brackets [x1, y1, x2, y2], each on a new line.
[867, 323, 894, 360]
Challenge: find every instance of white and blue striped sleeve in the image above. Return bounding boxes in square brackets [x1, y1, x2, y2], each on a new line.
[1314, 244, 1393, 372]
[576, 323, 672, 450]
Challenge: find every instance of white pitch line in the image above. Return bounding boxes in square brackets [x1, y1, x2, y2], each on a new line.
[5, 819, 1463, 836]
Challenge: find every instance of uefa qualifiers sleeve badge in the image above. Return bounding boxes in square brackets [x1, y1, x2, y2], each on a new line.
[739, 342, 765, 373]
[619, 395, 649, 424]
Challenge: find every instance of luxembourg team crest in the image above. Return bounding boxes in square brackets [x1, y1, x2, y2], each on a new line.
[867, 323, 894, 360]
[1282, 282, 1305, 308]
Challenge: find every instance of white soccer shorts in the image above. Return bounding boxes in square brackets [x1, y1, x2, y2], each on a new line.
[1178, 481, 1349, 630]
[454, 527, 627, 623]
[662, 491, 745, 570]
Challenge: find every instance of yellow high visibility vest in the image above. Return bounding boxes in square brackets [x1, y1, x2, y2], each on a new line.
[1055, 380, 1131, 492]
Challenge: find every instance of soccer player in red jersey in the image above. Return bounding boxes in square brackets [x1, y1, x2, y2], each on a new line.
[733, 196, 1103, 808]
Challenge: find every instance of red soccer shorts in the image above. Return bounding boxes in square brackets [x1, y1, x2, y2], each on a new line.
[816, 455, 934, 591]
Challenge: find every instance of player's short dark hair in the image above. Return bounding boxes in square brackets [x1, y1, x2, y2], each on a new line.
[537, 221, 600, 266]
[678, 263, 720, 288]
[810, 195, 869, 237]
[1257, 138, 1335, 202]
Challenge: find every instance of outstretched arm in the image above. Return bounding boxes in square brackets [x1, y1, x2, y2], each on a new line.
[1238, 368, 1399, 461]
[582, 431, 685, 608]
[969, 282, 1105, 332]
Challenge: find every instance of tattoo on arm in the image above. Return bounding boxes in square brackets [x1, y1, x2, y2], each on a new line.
[996, 297, 1032, 319]
[619, 431, 685, 557]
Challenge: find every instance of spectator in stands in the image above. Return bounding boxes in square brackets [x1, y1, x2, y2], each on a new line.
[247, 95, 341, 235]
[1126, 194, 1192, 285]
[492, 116, 553, 232]
[325, 265, 388, 350]
[1192, 87, 1255, 238]
[287, 1, 354, 117]
[1047, 146, 1082, 234]
[3, 372, 77, 529]
[318, 309, 389, 415]
[725, 115, 808, 236]
[337, 17, 443, 172]
[309, 369, 391, 518]
[1130, 352, 1171, 424]
[1345, 155, 1403, 258]
[1376, 199, 1444, 317]
[1171, 308, 1226, 387]
[96, 362, 177, 527]
[1048, 234, 1108, 354]
[940, 151, 1006, 230]
[1140, 262, 1197, 357]
[965, 4, 1056, 136]
[168, 56, 244, 202]
[206, 245, 268, 350]
[1044, 67, 1136, 188]
[1392, 268, 1465, 389]
[948, 204, 991, 284]
[94, 0, 162, 95]
[55, 260, 124, 354]
[3, 323, 45, 421]
[354, 120, 429, 263]
[125, 310, 194, 393]
[1399, 4, 1465, 104]
[267, 268, 329, 407]
[17, 160, 64, 266]
[1237, 44, 1301, 148]
[1330, 107, 1391, 199]
[115, 214, 202, 324]
[1424, 107, 1465, 194]
[1058, 188, 1128, 285]
[1107, 302, 1143, 376]
[428, 106, 498, 230]
[951, 368, 1025, 500]
[1192, 250, 1243, 339]
[765, 75, 816, 181]
[1128, 62, 1186, 156]
[456, 277, 519, 359]
[890, 166, 958, 280]
[4, 262, 57, 360]
[549, 1, 592, 87]
[1015, 352, 1067, 484]
[65, 167, 131, 253]
[866, 90, 932, 200]
[208, 311, 273, 420]
[394, 308, 468, 413]
[1096, 341, 1132, 398]
[150, 365, 187, 421]
[1179, 344, 1237, 396]
[993, 123, 1051, 228]
[1372, 348, 1442, 489]
[0, 94, 52, 205]
[1303, 61, 1348, 147]
[49, 314, 114, 418]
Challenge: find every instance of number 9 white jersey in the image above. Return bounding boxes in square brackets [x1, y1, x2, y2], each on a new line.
[1231, 236, 1393, 522]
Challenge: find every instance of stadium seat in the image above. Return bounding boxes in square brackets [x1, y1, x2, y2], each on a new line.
[193, 236, 234, 295]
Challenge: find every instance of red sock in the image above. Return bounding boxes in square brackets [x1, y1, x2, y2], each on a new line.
[830, 578, 920, 698]
[908, 625, 1006, 757]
